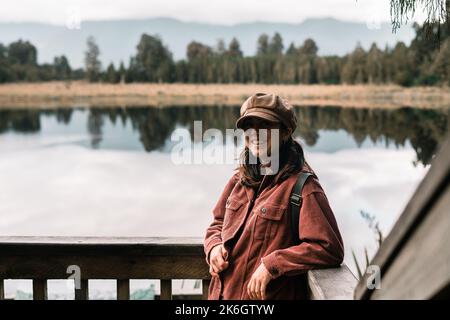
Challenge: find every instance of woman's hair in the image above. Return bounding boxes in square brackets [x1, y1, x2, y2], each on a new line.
[237, 128, 305, 188]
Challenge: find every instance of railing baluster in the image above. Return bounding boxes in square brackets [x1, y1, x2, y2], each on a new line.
[75, 279, 88, 300]
[160, 279, 172, 300]
[33, 279, 47, 300]
[117, 279, 130, 300]
[202, 279, 210, 300]
[0, 279, 4, 300]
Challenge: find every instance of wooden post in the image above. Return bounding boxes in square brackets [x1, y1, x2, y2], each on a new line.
[117, 279, 130, 300]
[33, 279, 47, 300]
[0, 279, 4, 300]
[160, 280, 172, 300]
[202, 279, 210, 300]
[75, 279, 88, 300]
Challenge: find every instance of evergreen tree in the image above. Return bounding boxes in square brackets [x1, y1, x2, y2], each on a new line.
[105, 62, 119, 83]
[341, 43, 367, 84]
[297, 38, 318, 83]
[256, 34, 270, 55]
[84, 36, 101, 82]
[269, 32, 284, 55]
[118, 61, 126, 83]
[429, 37, 450, 85]
[391, 42, 414, 86]
[53, 55, 71, 80]
[286, 42, 297, 56]
[366, 43, 383, 84]
[0, 43, 11, 82]
[227, 37, 243, 57]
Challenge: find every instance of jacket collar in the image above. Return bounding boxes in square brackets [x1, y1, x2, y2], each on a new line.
[241, 162, 317, 202]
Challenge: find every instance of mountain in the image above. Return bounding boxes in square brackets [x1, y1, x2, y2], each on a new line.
[0, 17, 415, 68]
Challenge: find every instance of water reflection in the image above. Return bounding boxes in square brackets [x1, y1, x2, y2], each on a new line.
[1, 105, 449, 165]
[0, 104, 443, 285]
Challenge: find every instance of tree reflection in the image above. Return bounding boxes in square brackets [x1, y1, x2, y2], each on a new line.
[87, 109, 104, 148]
[0, 105, 448, 166]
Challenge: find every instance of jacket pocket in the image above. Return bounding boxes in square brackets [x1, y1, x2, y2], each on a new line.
[253, 204, 286, 240]
[221, 197, 245, 243]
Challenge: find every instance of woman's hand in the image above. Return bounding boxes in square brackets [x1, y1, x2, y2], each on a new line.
[208, 244, 229, 277]
[247, 262, 273, 300]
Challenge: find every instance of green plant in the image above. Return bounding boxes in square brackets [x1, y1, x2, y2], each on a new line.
[351, 210, 384, 280]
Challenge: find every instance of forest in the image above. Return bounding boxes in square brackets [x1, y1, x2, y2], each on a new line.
[0, 21, 449, 86]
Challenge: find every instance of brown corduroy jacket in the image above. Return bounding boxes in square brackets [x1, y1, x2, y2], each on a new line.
[203, 164, 344, 300]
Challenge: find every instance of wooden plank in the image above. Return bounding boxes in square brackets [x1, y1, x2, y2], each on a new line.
[202, 279, 210, 300]
[369, 184, 450, 299]
[75, 279, 88, 300]
[307, 264, 357, 300]
[33, 279, 47, 300]
[355, 133, 450, 299]
[0, 255, 209, 280]
[0, 236, 203, 246]
[0, 237, 204, 257]
[160, 280, 172, 300]
[117, 279, 130, 300]
[0, 279, 4, 300]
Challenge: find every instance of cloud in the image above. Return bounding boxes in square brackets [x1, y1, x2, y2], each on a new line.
[0, 138, 429, 273]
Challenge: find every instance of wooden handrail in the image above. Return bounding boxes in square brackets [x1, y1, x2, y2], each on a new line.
[307, 264, 357, 300]
[0, 236, 356, 300]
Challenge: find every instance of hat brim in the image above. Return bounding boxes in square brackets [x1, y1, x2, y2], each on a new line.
[236, 109, 280, 129]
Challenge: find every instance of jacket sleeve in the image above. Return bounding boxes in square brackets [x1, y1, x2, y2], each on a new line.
[203, 173, 238, 265]
[261, 190, 344, 278]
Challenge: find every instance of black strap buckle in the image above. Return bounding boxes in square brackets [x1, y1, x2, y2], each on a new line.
[290, 193, 302, 206]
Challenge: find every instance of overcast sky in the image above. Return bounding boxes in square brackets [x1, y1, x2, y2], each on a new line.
[0, 0, 426, 25]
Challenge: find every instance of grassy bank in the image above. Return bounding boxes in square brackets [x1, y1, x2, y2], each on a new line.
[0, 81, 449, 109]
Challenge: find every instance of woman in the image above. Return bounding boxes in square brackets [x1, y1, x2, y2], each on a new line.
[204, 93, 344, 300]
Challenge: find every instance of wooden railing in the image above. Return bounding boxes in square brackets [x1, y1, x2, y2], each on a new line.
[0, 237, 210, 300]
[307, 264, 357, 300]
[0, 236, 356, 300]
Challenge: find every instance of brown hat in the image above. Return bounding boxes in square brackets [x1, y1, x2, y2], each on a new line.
[236, 93, 297, 132]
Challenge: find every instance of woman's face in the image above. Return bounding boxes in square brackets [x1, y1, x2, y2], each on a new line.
[242, 117, 284, 159]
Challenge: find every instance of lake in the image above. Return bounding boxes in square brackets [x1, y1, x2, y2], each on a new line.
[0, 105, 449, 299]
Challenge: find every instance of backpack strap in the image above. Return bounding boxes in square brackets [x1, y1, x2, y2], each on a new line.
[290, 172, 313, 244]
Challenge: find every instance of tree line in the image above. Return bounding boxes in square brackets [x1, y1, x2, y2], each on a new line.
[0, 40, 84, 82]
[0, 21, 449, 86]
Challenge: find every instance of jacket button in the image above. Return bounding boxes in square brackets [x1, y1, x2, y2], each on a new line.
[261, 207, 267, 214]
[226, 199, 230, 205]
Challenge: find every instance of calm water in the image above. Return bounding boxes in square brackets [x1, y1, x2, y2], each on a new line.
[0, 105, 449, 298]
